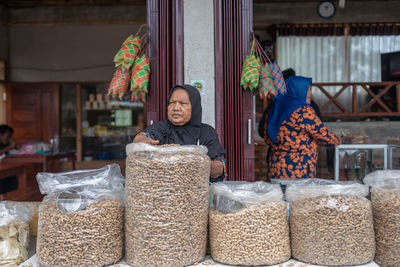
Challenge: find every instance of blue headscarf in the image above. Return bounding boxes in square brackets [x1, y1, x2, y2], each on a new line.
[267, 76, 312, 144]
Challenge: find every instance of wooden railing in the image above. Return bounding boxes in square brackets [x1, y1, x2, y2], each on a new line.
[312, 82, 400, 117]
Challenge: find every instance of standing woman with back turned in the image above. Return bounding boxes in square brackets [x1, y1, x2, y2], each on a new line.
[133, 85, 226, 183]
[264, 76, 340, 179]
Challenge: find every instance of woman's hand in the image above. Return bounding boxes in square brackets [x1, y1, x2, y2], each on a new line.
[210, 160, 224, 178]
[133, 133, 160, 145]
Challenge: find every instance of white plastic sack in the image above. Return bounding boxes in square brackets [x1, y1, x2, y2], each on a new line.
[286, 178, 369, 201]
[287, 178, 375, 266]
[36, 163, 125, 205]
[209, 182, 290, 266]
[125, 143, 210, 267]
[364, 170, 400, 267]
[363, 170, 400, 188]
[0, 201, 33, 267]
[210, 181, 283, 213]
[36, 164, 125, 267]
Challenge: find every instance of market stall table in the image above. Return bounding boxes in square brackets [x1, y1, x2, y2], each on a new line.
[0, 162, 26, 200]
[20, 239, 380, 267]
[19, 255, 380, 267]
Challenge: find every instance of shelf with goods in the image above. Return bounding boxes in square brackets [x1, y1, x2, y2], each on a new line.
[78, 82, 145, 162]
[60, 84, 77, 153]
[58, 82, 145, 163]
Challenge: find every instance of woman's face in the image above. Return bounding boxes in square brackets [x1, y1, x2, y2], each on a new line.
[306, 85, 312, 104]
[168, 89, 192, 126]
[0, 131, 12, 145]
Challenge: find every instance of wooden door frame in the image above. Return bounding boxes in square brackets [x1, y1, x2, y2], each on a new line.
[214, 0, 255, 181]
[146, 0, 184, 124]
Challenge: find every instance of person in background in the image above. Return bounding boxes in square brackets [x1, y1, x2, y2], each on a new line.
[0, 125, 18, 194]
[0, 125, 18, 155]
[258, 68, 325, 179]
[264, 76, 339, 179]
[133, 85, 226, 183]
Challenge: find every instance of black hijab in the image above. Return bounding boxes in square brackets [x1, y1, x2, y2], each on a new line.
[144, 84, 226, 160]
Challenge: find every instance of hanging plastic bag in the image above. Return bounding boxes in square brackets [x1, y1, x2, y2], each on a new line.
[240, 54, 262, 92]
[130, 55, 151, 103]
[286, 179, 375, 266]
[113, 35, 142, 71]
[108, 66, 131, 100]
[269, 61, 287, 95]
[254, 37, 287, 98]
[36, 164, 125, 267]
[209, 181, 291, 266]
[0, 201, 33, 267]
[258, 63, 275, 98]
[240, 35, 262, 93]
[364, 170, 400, 267]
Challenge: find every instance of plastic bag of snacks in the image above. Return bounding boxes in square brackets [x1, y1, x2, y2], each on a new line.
[209, 181, 291, 266]
[364, 170, 400, 267]
[36, 164, 125, 267]
[286, 179, 375, 266]
[0, 201, 33, 267]
[125, 143, 210, 267]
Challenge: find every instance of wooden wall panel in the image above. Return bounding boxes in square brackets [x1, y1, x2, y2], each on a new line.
[6, 83, 59, 144]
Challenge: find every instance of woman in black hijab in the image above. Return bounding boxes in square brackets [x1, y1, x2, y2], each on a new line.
[133, 84, 226, 182]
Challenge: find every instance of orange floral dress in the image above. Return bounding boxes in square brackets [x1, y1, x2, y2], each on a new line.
[264, 106, 339, 179]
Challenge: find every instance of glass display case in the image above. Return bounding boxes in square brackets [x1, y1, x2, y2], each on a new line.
[80, 83, 144, 161]
[334, 144, 400, 181]
[59, 82, 145, 162]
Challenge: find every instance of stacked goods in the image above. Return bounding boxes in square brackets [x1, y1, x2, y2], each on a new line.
[0, 201, 33, 267]
[209, 182, 291, 266]
[287, 179, 375, 266]
[125, 143, 210, 267]
[364, 170, 400, 267]
[36, 164, 125, 267]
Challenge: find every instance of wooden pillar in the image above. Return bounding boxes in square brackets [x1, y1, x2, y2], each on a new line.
[146, 0, 184, 125]
[397, 84, 400, 113]
[214, 0, 254, 181]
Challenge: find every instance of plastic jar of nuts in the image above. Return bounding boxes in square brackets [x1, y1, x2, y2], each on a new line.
[286, 179, 375, 266]
[125, 143, 210, 267]
[209, 181, 291, 266]
[36, 164, 125, 267]
[364, 170, 400, 267]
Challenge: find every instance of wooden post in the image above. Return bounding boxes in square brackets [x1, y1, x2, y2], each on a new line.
[0, 83, 5, 124]
[76, 83, 82, 162]
[397, 84, 400, 113]
[353, 84, 357, 113]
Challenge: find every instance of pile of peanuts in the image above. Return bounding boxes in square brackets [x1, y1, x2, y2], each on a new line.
[125, 146, 210, 267]
[37, 198, 124, 267]
[290, 195, 375, 266]
[209, 202, 291, 266]
[371, 188, 400, 267]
